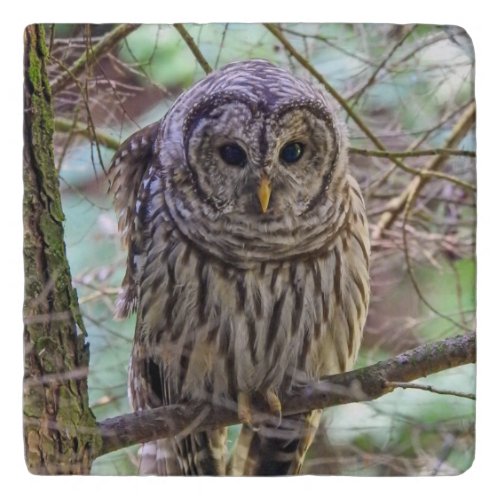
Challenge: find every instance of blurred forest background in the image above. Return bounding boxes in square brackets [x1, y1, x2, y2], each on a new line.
[45, 23, 475, 475]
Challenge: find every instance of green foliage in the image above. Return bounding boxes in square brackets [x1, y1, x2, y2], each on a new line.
[418, 258, 476, 340]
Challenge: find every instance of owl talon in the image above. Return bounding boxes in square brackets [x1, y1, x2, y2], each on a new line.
[264, 389, 282, 427]
[237, 391, 253, 427]
[238, 390, 282, 428]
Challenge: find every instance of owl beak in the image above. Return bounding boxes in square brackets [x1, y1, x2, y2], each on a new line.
[257, 174, 271, 213]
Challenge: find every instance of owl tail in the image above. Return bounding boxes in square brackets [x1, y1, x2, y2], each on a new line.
[229, 410, 322, 476]
[138, 430, 227, 475]
[138, 439, 183, 475]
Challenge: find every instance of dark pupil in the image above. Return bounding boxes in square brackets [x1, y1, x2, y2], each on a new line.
[280, 142, 304, 164]
[219, 143, 246, 167]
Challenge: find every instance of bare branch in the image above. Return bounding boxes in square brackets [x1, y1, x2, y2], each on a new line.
[351, 147, 476, 193]
[280, 27, 376, 67]
[265, 23, 384, 147]
[364, 99, 475, 197]
[350, 147, 476, 159]
[348, 25, 417, 104]
[399, 163, 471, 333]
[54, 115, 476, 196]
[174, 24, 212, 75]
[50, 24, 140, 94]
[384, 381, 475, 400]
[54, 117, 121, 150]
[97, 332, 475, 458]
[264, 24, 468, 198]
[372, 102, 476, 239]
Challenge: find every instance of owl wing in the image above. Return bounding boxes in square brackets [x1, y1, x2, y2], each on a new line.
[108, 121, 160, 318]
[111, 124, 227, 475]
[129, 335, 227, 476]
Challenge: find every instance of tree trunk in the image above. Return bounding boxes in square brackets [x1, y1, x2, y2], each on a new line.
[23, 24, 99, 474]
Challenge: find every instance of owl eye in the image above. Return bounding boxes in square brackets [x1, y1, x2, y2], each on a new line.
[219, 143, 247, 167]
[280, 142, 305, 164]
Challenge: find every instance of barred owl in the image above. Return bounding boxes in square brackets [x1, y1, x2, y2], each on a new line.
[109, 59, 370, 475]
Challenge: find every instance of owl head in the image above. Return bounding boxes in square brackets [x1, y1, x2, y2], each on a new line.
[158, 60, 350, 265]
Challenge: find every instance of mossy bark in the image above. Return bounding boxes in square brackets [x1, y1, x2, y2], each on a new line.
[23, 24, 100, 474]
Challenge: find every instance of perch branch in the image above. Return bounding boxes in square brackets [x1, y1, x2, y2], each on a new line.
[50, 24, 140, 94]
[97, 332, 475, 458]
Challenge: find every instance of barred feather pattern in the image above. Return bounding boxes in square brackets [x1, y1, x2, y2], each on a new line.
[109, 60, 370, 475]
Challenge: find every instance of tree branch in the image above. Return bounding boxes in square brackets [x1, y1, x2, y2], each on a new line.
[264, 24, 476, 213]
[351, 147, 476, 193]
[372, 102, 476, 239]
[50, 24, 140, 94]
[348, 25, 416, 104]
[54, 117, 476, 191]
[96, 332, 475, 458]
[384, 381, 475, 400]
[350, 147, 476, 159]
[264, 24, 423, 180]
[54, 117, 121, 150]
[174, 24, 212, 75]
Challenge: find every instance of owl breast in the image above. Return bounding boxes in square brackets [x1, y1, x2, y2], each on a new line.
[132, 168, 369, 405]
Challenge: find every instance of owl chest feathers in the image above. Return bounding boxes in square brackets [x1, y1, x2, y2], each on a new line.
[133, 180, 370, 402]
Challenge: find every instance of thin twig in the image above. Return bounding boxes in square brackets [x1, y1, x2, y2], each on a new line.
[50, 24, 140, 94]
[54, 118, 120, 150]
[390, 32, 452, 67]
[264, 24, 458, 195]
[350, 147, 476, 159]
[372, 102, 476, 239]
[280, 27, 376, 67]
[215, 23, 229, 69]
[348, 25, 417, 104]
[55, 107, 81, 172]
[51, 56, 114, 176]
[401, 172, 471, 332]
[351, 147, 476, 193]
[265, 23, 384, 146]
[79, 287, 121, 305]
[107, 52, 173, 98]
[384, 381, 475, 400]
[174, 24, 212, 75]
[364, 99, 474, 199]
